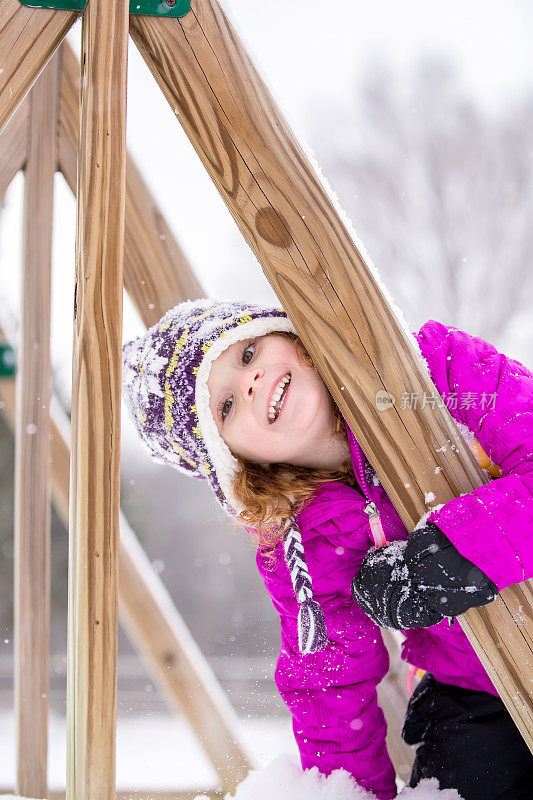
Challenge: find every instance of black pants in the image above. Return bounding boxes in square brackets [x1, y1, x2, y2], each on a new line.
[402, 673, 533, 800]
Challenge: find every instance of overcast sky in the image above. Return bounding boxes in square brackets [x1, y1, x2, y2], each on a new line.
[0, 0, 531, 402]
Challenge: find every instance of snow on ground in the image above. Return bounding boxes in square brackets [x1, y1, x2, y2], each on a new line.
[0, 762, 463, 800]
[220, 755, 464, 799]
[0, 711, 463, 800]
[0, 710, 297, 792]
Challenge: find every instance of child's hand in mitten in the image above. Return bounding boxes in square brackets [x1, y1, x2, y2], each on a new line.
[351, 522, 498, 629]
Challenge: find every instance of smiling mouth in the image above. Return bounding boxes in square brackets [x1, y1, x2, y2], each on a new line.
[268, 372, 291, 423]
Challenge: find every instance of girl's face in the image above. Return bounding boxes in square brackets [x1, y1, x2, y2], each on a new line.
[207, 334, 336, 466]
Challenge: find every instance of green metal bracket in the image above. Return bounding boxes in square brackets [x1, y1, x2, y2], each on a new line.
[131, 0, 191, 16]
[20, 0, 86, 8]
[0, 343, 16, 379]
[19, 0, 191, 17]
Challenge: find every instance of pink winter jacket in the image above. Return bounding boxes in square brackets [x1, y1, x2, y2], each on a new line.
[256, 320, 533, 800]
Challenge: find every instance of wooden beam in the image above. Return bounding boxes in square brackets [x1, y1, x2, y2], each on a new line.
[14, 48, 60, 800]
[0, 94, 28, 202]
[0, 0, 78, 134]
[0, 313, 255, 794]
[130, 4, 533, 748]
[58, 40, 203, 326]
[66, 1, 128, 797]
[0, 789, 223, 800]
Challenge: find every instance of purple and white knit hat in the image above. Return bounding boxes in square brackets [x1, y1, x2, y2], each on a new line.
[122, 298, 295, 517]
[122, 298, 328, 654]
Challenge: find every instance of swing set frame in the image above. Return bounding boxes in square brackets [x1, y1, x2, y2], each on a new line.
[0, 1, 532, 798]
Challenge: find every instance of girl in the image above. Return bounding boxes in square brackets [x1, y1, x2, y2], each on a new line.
[122, 298, 533, 800]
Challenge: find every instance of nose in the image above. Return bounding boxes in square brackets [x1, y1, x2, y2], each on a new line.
[242, 367, 264, 402]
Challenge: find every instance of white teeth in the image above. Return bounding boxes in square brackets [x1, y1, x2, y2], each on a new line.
[268, 373, 291, 422]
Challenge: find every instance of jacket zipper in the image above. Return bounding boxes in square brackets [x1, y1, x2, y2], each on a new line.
[365, 502, 387, 548]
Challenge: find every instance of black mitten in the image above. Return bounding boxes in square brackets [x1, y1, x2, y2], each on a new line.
[351, 522, 498, 629]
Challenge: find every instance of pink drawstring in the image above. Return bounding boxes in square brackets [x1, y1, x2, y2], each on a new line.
[369, 514, 387, 547]
[407, 665, 418, 695]
[365, 502, 387, 548]
[407, 666, 426, 695]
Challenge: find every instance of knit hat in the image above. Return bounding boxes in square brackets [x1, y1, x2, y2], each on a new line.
[122, 298, 328, 654]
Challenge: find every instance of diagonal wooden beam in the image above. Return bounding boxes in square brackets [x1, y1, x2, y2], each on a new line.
[0, 0, 78, 134]
[0, 315, 255, 793]
[58, 40, 203, 326]
[14, 47, 60, 799]
[0, 93, 28, 202]
[130, 3, 533, 749]
[117, 508, 255, 790]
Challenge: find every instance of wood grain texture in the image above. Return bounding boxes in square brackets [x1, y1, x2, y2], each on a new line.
[0, 94, 28, 201]
[14, 49, 60, 799]
[0, 311, 254, 794]
[66, 1, 128, 797]
[58, 41, 203, 325]
[129, 6, 486, 526]
[0, 0, 78, 133]
[130, 3, 533, 750]
[0, 790, 223, 800]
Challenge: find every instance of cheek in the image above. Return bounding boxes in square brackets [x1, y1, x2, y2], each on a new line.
[268, 337, 302, 364]
[224, 415, 261, 452]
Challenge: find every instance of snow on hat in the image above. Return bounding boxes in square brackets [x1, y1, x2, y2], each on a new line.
[122, 297, 328, 654]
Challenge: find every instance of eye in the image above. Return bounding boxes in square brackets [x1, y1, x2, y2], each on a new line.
[242, 341, 255, 365]
[218, 397, 233, 422]
[217, 341, 257, 423]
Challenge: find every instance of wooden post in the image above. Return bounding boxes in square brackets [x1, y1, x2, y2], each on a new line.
[0, 313, 256, 793]
[67, 0, 128, 797]
[130, 3, 533, 748]
[14, 49, 60, 799]
[0, 95, 28, 202]
[57, 42, 203, 325]
[0, 0, 78, 133]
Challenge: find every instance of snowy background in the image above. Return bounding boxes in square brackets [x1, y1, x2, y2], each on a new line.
[0, 0, 532, 795]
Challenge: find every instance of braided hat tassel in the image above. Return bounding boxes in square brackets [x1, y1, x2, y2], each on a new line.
[298, 599, 328, 655]
[284, 522, 328, 654]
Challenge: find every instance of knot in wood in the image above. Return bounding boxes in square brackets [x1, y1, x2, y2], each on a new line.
[255, 207, 293, 248]
[163, 651, 176, 668]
